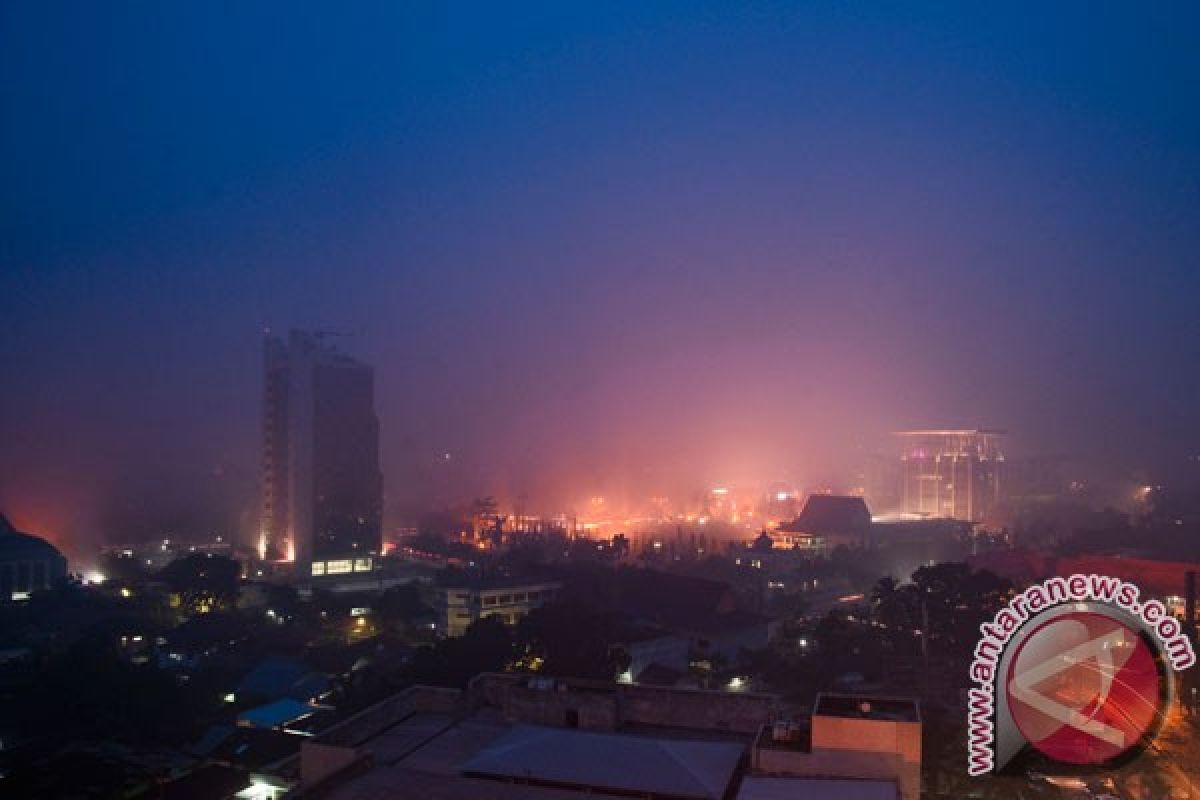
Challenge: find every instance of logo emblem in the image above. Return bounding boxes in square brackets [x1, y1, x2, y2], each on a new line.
[1005, 611, 1165, 766]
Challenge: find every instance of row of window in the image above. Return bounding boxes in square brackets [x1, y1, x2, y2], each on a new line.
[310, 558, 374, 576]
[482, 589, 556, 606]
[455, 610, 524, 624]
[0, 560, 53, 594]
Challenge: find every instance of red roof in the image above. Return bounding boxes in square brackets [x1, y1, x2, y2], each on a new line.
[969, 550, 1199, 597]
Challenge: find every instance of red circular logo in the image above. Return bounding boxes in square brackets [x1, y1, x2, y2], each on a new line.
[1006, 611, 1166, 765]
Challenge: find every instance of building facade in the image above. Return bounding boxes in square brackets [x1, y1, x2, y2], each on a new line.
[260, 330, 383, 581]
[0, 514, 67, 602]
[753, 693, 922, 800]
[774, 494, 873, 551]
[438, 578, 563, 637]
[894, 429, 1005, 525]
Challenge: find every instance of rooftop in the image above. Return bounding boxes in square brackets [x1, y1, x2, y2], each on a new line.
[463, 724, 745, 800]
[318, 710, 749, 800]
[814, 694, 920, 724]
[236, 657, 330, 703]
[237, 698, 317, 730]
[781, 496, 871, 535]
[206, 726, 303, 771]
[738, 776, 897, 800]
[0, 513, 65, 562]
[305, 679, 917, 800]
[436, 569, 562, 591]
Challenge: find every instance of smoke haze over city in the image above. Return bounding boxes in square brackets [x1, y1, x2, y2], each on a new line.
[3, 3, 1199, 556]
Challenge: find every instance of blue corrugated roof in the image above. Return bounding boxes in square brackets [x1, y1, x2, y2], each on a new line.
[238, 698, 313, 729]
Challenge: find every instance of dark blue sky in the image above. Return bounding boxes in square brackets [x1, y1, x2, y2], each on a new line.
[2, 3, 1198, 548]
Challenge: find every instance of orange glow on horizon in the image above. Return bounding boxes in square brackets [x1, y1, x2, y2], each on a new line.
[0, 508, 66, 552]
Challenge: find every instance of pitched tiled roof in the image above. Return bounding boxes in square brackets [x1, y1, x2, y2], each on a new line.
[780, 495, 871, 535]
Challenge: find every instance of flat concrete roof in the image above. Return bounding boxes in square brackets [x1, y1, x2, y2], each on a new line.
[738, 776, 897, 800]
[322, 709, 747, 800]
[815, 693, 920, 723]
[462, 724, 745, 800]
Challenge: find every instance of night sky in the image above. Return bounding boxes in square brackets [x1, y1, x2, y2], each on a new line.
[3, 3, 1198, 552]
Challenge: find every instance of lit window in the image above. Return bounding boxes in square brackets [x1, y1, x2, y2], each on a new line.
[353, 558, 373, 572]
[326, 559, 353, 575]
[311, 563, 326, 576]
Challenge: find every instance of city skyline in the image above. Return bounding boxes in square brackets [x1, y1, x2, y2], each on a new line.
[2, 6, 1200, 797]
[3, 4, 1199, 555]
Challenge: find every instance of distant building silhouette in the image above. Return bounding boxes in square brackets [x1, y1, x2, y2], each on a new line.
[0, 513, 67, 602]
[260, 330, 382, 581]
[894, 429, 1006, 525]
[777, 495, 873, 550]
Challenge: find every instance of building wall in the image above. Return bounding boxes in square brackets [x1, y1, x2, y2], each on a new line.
[813, 715, 921, 770]
[302, 686, 463, 790]
[753, 747, 907, 796]
[286, 332, 316, 575]
[261, 331, 382, 581]
[439, 581, 562, 637]
[311, 362, 381, 563]
[469, 673, 778, 735]
[300, 741, 362, 789]
[752, 714, 921, 800]
[261, 335, 290, 561]
[896, 430, 1005, 525]
[0, 554, 67, 601]
[501, 683, 620, 729]
[620, 684, 777, 733]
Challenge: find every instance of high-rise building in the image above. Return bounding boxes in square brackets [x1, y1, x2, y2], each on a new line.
[260, 330, 382, 580]
[894, 429, 1006, 525]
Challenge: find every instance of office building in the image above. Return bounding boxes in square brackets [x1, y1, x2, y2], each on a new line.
[437, 575, 563, 637]
[260, 330, 382, 580]
[894, 429, 1005, 525]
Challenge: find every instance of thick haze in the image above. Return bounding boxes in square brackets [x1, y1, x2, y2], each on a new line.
[2, 3, 1199, 555]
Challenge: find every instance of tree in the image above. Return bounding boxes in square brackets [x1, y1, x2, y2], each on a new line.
[514, 600, 629, 680]
[871, 575, 920, 633]
[376, 583, 431, 622]
[910, 562, 1010, 651]
[9, 632, 218, 749]
[871, 563, 1011, 661]
[405, 615, 513, 688]
[157, 553, 241, 614]
[100, 551, 151, 585]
